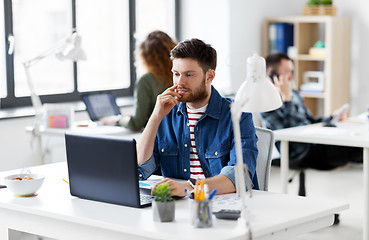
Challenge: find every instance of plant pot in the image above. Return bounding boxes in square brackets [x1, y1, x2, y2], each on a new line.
[152, 200, 175, 222]
[303, 5, 336, 16]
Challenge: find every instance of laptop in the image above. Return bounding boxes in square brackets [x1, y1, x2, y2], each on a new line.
[65, 133, 152, 208]
[81, 92, 121, 122]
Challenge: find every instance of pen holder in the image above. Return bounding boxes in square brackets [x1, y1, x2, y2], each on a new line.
[190, 199, 213, 228]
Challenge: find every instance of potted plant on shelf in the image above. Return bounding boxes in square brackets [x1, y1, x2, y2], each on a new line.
[152, 182, 175, 222]
[303, 0, 336, 16]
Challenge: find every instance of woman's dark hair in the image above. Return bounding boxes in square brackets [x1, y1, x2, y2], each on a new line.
[139, 31, 178, 88]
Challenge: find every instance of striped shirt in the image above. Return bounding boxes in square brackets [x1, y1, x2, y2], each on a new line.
[187, 104, 208, 180]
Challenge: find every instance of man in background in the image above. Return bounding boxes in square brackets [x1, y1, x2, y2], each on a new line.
[261, 52, 362, 170]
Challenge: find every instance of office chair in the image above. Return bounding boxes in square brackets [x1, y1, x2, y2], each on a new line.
[256, 114, 307, 194]
[255, 127, 274, 191]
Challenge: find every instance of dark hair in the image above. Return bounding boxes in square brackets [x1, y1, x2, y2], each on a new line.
[170, 38, 217, 73]
[139, 30, 178, 88]
[265, 52, 292, 70]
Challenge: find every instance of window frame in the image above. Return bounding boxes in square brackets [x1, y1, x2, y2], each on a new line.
[2, 0, 167, 110]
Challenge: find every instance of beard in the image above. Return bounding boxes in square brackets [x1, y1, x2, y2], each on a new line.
[177, 76, 209, 104]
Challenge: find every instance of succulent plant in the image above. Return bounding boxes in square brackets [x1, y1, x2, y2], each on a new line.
[152, 182, 174, 202]
[307, 0, 333, 5]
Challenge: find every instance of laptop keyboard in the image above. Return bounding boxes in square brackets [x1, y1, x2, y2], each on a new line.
[140, 194, 153, 205]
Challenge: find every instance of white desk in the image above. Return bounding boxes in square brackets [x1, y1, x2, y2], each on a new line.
[0, 163, 347, 240]
[26, 122, 142, 165]
[274, 121, 369, 240]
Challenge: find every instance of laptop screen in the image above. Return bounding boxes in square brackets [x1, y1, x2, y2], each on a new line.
[65, 133, 151, 208]
[81, 92, 121, 121]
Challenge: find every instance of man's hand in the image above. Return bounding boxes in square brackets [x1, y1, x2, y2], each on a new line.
[270, 74, 292, 102]
[153, 178, 190, 197]
[151, 85, 182, 121]
[332, 107, 349, 122]
[152, 175, 237, 197]
[137, 85, 182, 165]
[99, 115, 122, 125]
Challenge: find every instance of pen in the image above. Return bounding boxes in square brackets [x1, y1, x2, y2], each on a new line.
[0, 185, 6, 189]
[194, 180, 199, 200]
[62, 178, 69, 184]
[184, 188, 195, 199]
[199, 180, 205, 201]
[184, 188, 190, 198]
[208, 189, 217, 200]
[200, 180, 205, 191]
[204, 184, 209, 200]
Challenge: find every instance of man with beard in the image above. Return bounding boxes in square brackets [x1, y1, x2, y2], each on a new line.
[137, 38, 258, 197]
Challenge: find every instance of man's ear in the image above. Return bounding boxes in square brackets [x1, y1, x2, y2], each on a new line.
[206, 69, 215, 83]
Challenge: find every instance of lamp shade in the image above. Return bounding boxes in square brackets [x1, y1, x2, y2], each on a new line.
[235, 54, 282, 113]
[56, 32, 86, 61]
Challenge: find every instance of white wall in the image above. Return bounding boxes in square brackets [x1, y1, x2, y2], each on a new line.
[334, 0, 369, 115]
[179, 0, 232, 93]
[228, 0, 306, 93]
[0, 117, 35, 171]
[179, 0, 307, 94]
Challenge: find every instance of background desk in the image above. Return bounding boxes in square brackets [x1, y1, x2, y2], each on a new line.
[25, 123, 141, 165]
[0, 163, 347, 240]
[274, 121, 369, 240]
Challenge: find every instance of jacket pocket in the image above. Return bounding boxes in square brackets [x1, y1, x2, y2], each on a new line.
[205, 142, 231, 173]
[157, 142, 179, 176]
[157, 142, 178, 156]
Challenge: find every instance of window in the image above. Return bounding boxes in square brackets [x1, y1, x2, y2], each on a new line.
[12, 0, 73, 97]
[135, 0, 177, 76]
[76, 0, 131, 92]
[1, 0, 178, 110]
[0, 1, 6, 99]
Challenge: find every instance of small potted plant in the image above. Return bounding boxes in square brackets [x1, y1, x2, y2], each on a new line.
[303, 0, 336, 16]
[152, 182, 175, 222]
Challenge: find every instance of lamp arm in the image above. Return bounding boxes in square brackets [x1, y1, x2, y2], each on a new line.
[23, 63, 42, 117]
[22, 34, 75, 121]
[23, 35, 71, 68]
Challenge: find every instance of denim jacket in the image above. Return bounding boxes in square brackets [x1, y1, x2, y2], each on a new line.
[138, 86, 259, 190]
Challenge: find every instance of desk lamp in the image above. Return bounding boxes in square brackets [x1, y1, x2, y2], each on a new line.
[230, 53, 282, 229]
[23, 31, 86, 164]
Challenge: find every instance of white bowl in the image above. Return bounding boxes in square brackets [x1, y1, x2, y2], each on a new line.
[4, 173, 45, 196]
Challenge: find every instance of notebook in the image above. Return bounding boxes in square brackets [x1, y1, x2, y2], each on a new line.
[81, 92, 121, 121]
[65, 133, 152, 208]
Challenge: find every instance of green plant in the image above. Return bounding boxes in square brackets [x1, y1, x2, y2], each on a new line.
[152, 182, 174, 202]
[307, 0, 332, 6]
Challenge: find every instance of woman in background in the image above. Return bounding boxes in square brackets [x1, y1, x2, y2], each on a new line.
[100, 31, 177, 131]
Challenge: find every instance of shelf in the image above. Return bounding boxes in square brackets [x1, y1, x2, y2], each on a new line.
[299, 91, 325, 99]
[292, 54, 326, 61]
[265, 16, 336, 24]
[263, 16, 351, 116]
